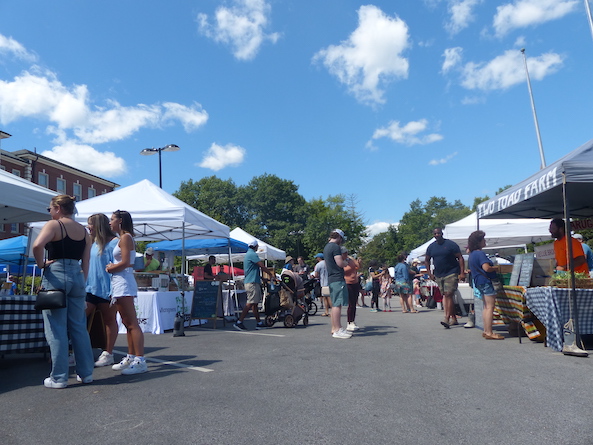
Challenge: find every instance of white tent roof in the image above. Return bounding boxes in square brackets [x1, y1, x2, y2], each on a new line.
[73, 179, 229, 241]
[187, 227, 286, 263]
[409, 212, 550, 260]
[230, 227, 286, 261]
[0, 169, 56, 224]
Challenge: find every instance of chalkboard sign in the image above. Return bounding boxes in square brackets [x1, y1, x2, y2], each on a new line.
[509, 253, 535, 287]
[191, 281, 220, 327]
[518, 253, 535, 287]
[509, 254, 524, 286]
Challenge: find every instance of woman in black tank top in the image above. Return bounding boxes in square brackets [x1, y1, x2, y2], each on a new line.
[32, 195, 94, 389]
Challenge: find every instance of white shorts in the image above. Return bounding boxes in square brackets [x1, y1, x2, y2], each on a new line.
[111, 269, 138, 298]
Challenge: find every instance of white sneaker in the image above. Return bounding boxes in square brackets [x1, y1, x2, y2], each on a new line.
[121, 357, 148, 375]
[346, 322, 360, 331]
[94, 351, 114, 367]
[112, 356, 133, 371]
[44, 377, 67, 389]
[332, 328, 352, 339]
[76, 374, 93, 384]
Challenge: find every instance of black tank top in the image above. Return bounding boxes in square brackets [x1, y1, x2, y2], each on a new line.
[45, 220, 86, 261]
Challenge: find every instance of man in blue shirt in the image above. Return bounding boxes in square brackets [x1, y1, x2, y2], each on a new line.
[574, 234, 593, 275]
[425, 227, 465, 329]
[235, 240, 275, 331]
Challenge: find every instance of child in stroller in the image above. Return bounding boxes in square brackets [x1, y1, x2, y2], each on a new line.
[263, 269, 308, 328]
[301, 277, 319, 315]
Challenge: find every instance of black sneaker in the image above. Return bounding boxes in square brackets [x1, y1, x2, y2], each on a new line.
[255, 321, 266, 330]
[234, 321, 247, 331]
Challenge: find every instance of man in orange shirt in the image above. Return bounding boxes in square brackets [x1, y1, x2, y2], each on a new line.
[549, 218, 589, 274]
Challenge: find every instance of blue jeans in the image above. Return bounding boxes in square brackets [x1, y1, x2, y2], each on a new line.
[42, 259, 94, 383]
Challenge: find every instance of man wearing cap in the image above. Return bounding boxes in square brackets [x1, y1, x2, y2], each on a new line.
[142, 247, 160, 272]
[573, 234, 593, 275]
[313, 253, 331, 316]
[234, 240, 275, 331]
[323, 229, 351, 339]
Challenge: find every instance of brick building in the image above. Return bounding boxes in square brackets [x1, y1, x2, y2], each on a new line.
[0, 148, 119, 240]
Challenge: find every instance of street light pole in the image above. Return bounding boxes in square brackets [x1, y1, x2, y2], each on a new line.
[140, 144, 180, 188]
[520, 48, 546, 170]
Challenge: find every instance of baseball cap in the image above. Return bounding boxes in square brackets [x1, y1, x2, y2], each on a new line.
[574, 234, 583, 240]
[248, 239, 259, 248]
[315, 253, 324, 259]
[145, 247, 154, 255]
[333, 228, 346, 240]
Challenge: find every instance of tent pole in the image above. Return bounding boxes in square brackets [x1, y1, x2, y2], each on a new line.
[562, 176, 587, 356]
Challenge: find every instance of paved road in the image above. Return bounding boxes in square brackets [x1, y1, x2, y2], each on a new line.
[2, 302, 593, 445]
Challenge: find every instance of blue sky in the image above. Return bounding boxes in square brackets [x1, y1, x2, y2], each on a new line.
[1, 0, 592, 237]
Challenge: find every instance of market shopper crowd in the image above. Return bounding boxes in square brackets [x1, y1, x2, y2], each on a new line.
[31, 201, 593, 388]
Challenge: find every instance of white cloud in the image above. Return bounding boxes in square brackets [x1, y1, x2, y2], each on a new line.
[197, 0, 280, 61]
[493, 0, 579, 37]
[442, 47, 463, 73]
[366, 222, 396, 238]
[41, 142, 127, 177]
[199, 143, 246, 171]
[429, 152, 458, 165]
[0, 34, 37, 62]
[313, 5, 410, 105]
[369, 119, 443, 146]
[460, 49, 563, 90]
[445, 0, 483, 35]
[162, 102, 209, 132]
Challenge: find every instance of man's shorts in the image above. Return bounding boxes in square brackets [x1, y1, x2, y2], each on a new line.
[435, 273, 459, 297]
[329, 281, 348, 307]
[245, 282, 262, 305]
[321, 286, 330, 297]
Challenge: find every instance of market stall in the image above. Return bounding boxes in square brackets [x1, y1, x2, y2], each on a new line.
[477, 137, 593, 355]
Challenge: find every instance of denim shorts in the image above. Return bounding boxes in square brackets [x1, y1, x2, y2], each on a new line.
[475, 281, 496, 297]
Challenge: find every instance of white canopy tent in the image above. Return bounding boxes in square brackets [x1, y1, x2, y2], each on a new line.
[187, 227, 286, 263]
[408, 212, 551, 260]
[0, 169, 56, 224]
[73, 179, 229, 241]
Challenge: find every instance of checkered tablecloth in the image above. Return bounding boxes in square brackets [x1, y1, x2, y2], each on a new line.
[0, 295, 48, 353]
[526, 287, 593, 351]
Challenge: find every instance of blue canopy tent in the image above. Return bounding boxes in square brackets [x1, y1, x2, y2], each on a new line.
[0, 236, 39, 293]
[148, 238, 248, 255]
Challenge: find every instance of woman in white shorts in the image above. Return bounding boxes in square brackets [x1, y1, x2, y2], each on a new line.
[106, 210, 147, 375]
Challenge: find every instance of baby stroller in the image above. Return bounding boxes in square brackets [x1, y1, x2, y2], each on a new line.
[263, 271, 309, 328]
[301, 277, 319, 316]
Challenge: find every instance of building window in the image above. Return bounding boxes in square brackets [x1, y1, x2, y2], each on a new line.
[12, 169, 21, 177]
[87, 187, 96, 198]
[38, 172, 49, 188]
[57, 178, 66, 194]
[11, 223, 19, 233]
[73, 183, 82, 201]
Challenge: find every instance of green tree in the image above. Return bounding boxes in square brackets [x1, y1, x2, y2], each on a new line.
[359, 225, 400, 269]
[301, 194, 367, 261]
[174, 176, 247, 228]
[397, 197, 471, 253]
[241, 174, 307, 255]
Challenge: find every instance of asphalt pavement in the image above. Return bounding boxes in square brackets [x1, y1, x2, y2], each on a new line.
[2, 301, 593, 445]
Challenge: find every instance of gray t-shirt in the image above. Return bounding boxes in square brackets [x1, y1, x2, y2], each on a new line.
[323, 242, 344, 284]
[314, 260, 328, 287]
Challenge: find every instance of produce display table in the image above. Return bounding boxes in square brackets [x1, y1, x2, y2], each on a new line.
[0, 295, 48, 354]
[526, 287, 593, 351]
